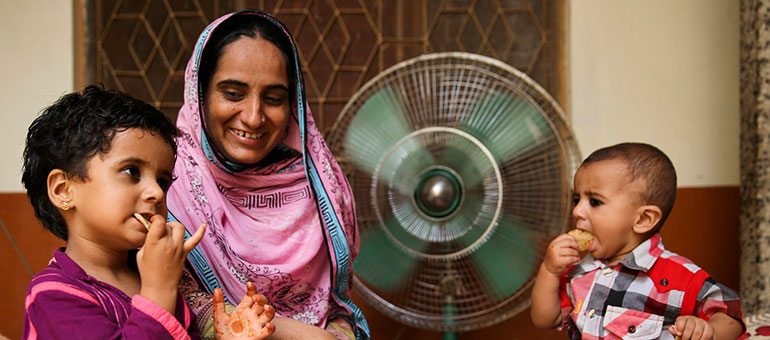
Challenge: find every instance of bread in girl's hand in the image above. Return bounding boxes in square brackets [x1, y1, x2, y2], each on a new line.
[134, 213, 151, 230]
[567, 229, 594, 251]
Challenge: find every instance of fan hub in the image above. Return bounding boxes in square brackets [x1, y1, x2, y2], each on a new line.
[414, 169, 462, 218]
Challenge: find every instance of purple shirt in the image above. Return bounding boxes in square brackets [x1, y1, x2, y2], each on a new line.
[23, 248, 201, 340]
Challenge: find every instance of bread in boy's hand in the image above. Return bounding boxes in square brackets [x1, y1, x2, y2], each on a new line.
[567, 229, 594, 251]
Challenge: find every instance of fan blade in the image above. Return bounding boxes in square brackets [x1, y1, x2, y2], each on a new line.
[468, 216, 540, 302]
[353, 217, 421, 293]
[344, 85, 414, 174]
[460, 92, 554, 167]
[378, 134, 437, 196]
[436, 134, 497, 191]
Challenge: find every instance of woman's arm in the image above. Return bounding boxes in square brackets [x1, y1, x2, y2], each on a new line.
[268, 317, 338, 340]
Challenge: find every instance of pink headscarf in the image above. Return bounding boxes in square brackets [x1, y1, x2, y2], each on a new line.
[166, 10, 368, 339]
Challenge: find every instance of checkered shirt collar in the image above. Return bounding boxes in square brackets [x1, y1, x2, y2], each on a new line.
[567, 233, 665, 277]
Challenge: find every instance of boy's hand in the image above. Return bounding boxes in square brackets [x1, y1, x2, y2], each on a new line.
[542, 233, 581, 276]
[214, 283, 276, 340]
[668, 315, 714, 340]
[137, 215, 206, 312]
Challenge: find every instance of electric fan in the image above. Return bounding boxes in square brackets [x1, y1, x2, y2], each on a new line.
[326, 52, 581, 332]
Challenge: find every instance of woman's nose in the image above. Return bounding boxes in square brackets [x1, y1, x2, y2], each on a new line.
[241, 97, 264, 128]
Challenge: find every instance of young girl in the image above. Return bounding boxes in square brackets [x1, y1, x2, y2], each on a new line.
[21, 85, 276, 340]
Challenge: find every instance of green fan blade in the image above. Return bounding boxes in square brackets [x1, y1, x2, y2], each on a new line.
[436, 134, 496, 189]
[460, 92, 554, 166]
[468, 216, 540, 302]
[378, 133, 436, 196]
[353, 217, 420, 292]
[344, 85, 413, 174]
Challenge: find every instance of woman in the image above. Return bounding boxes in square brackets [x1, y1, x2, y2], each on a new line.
[166, 9, 369, 340]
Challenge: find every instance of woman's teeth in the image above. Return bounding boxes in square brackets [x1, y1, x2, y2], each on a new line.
[232, 129, 264, 139]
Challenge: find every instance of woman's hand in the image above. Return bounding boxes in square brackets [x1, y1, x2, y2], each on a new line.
[214, 282, 276, 340]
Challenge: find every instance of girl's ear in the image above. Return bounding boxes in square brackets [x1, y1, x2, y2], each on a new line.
[47, 169, 73, 211]
[633, 205, 662, 235]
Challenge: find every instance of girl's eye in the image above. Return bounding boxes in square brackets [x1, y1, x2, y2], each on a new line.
[157, 175, 177, 192]
[121, 166, 140, 180]
[157, 179, 171, 192]
[589, 198, 603, 207]
[572, 197, 580, 206]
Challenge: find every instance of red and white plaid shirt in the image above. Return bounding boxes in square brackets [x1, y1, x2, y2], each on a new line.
[559, 233, 744, 340]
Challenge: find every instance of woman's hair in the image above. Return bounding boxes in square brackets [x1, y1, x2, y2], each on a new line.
[22, 85, 179, 240]
[198, 11, 298, 103]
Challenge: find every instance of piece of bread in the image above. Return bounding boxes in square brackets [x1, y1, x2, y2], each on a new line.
[134, 213, 152, 230]
[568, 229, 594, 251]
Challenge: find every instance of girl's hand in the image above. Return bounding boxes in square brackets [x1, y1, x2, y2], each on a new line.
[214, 283, 276, 340]
[542, 233, 581, 277]
[137, 215, 206, 312]
[668, 316, 714, 340]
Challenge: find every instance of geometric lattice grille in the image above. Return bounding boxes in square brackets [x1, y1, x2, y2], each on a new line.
[81, 0, 239, 120]
[80, 0, 564, 131]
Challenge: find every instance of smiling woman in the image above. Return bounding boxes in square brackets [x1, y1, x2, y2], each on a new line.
[167, 10, 370, 340]
[203, 37, 291, 165]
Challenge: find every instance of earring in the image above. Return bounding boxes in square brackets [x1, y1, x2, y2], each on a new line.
[61, 201, 71, 211]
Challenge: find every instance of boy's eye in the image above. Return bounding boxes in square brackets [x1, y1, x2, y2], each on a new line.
[121, 166, 140, 180]
[589, 198, 603, 207]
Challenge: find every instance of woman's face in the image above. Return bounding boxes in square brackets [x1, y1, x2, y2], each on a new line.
[203, 36, 291, 165]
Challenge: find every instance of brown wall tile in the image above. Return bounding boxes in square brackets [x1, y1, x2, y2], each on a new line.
[0, 193, 65, 339]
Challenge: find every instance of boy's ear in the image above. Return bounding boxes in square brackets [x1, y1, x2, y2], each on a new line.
[633, 205, 662, 234]
[47, 169, 72, 211]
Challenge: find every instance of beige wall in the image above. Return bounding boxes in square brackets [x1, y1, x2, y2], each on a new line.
[0, 1, 73, 192]
[0, 1, 740, 190]
[568, 0, 740, 187]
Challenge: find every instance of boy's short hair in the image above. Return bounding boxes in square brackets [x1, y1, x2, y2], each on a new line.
[22, 85, 179, 240]
[582, 142, 677, 230]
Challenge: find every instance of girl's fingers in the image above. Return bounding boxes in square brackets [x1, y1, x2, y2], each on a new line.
[183, 223, 206, 254]
[145, 215, 166, 240]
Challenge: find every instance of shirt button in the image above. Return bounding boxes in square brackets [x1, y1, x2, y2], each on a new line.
[660, 278, 669, 286]
[603, 268, 613, 276]
[587, 309, 596, 318]
[628, 325, 636, 333]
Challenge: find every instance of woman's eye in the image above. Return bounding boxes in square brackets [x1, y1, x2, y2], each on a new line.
[223, 90, 243, 100]
[264, 96, 285, 105]
[572, 198, 580, 206]
[121, 166, 140, 180]
[589, 198, 602, 207]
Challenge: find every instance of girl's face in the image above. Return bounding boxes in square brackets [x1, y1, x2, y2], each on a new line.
[203, 36, 291, 165]
[571, 159, 643, 264]
[66, 128, 175, 250]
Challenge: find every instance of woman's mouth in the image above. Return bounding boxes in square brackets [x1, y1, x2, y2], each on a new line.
[231, 128, 264, 139]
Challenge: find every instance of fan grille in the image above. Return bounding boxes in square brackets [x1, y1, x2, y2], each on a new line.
[327, 52, 580, 331]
